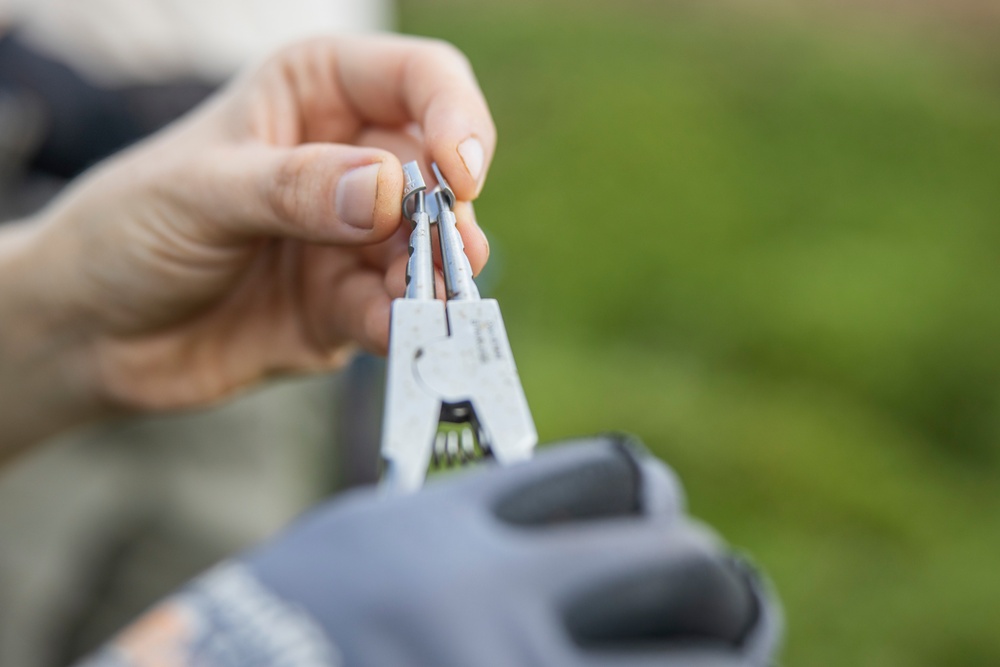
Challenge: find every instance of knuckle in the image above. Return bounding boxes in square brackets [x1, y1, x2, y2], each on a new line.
[422, 38, 473, 72]
[267, 151, 307, 226]
[256, 41, 306, 84]
[269, 37, 329, 69]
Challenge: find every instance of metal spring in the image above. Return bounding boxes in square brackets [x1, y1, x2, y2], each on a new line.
[431, 425, 493, 468]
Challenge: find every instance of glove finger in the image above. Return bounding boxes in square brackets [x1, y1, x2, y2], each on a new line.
[563, 552, 758, 652]
[452, 434, 684, 526]
[546, 524, 776, 666]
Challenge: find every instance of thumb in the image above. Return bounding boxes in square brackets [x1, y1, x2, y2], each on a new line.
[204, 143, 404, 244]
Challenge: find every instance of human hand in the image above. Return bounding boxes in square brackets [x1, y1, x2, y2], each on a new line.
[77, 436, 781, 667]
[4, 35, 494, 423]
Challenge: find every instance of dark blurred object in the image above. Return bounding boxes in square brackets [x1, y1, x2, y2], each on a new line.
[0, 33, 142, 179]
[334, 354, 385, 489]
[0, 33, 213, 218]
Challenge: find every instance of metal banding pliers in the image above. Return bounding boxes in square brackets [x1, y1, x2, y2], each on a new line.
[380, 161, 537, 493]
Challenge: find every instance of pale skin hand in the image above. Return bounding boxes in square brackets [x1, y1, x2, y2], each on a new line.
[0, 35, 495, 460]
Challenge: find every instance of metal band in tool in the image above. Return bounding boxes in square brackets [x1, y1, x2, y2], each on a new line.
[402, 161, 427, 222]
[405, 195, 435, 301]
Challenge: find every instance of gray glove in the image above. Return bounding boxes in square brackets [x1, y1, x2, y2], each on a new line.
[79, 435, 781, 667]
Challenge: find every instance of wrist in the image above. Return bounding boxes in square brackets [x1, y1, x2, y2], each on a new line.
[0, 218, 112, 460]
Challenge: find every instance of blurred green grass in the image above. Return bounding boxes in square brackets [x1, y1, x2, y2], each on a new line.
[400, 1, 1000, 664]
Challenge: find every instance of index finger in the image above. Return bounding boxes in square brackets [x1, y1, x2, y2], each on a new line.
[334, 35, 497, 200]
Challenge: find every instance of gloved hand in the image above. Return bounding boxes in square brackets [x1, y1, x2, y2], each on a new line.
[78, 435, 781, 667]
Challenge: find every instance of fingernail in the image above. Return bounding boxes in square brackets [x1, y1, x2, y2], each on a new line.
[457, 137, 484, 183]
[336, 162, 381, 230]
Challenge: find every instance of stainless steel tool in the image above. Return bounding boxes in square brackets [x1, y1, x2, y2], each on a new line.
[380, 161, 536, 493]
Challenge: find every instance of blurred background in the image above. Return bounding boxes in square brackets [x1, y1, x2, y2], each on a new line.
[417, 1, 1000, 665]
[2, 0, 1000, 665]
